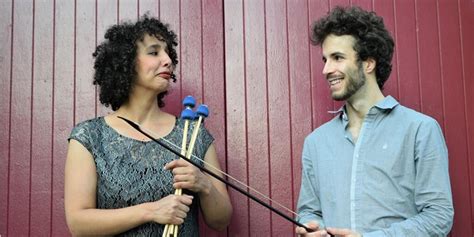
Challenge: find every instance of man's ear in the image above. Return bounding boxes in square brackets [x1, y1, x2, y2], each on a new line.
[364, 58, 376, 74]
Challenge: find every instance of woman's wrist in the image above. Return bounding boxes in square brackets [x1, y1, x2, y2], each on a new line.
[139, 202, 154, 223]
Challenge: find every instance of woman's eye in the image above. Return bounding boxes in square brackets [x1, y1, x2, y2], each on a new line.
[149, 51, 158, 56]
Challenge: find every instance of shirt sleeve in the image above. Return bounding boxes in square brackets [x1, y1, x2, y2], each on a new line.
[363, 118, 454, 237]
[297, 137, 325, 229]
[68, 120, 95, 155]
[198, 125, 214, 157]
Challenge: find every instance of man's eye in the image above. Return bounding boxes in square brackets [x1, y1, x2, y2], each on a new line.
[149, 51, 158, 56]
[335, 55, 343, 61]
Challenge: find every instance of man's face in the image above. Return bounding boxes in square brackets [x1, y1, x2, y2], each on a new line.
[321, 34, 366, 101]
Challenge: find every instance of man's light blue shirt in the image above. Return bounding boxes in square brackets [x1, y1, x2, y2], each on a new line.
[297, 96, 453, 236]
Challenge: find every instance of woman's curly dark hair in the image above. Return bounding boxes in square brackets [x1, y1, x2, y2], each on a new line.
[311, 6, 394, 90]
[93, 15, 178, 110]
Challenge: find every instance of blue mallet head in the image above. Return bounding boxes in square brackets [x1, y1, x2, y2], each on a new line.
[180, 108, 195, 120]
[196, 104, 209, 118]
[182, 96, 196, 108]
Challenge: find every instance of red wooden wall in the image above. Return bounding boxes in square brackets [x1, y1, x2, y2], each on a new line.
[0, 0, 472, 236]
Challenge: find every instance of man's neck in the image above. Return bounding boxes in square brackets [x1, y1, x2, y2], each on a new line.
[344, 83, 385, 142]
[346, 81, 385, 121]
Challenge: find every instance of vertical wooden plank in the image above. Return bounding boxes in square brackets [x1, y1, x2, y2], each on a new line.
[415, 0, 444, 126]
[287, 0, 313, 218]
[160, 0, 182, 115]
[8, 0, 33, 235]
[330, 0, 350, 7]
[243, 0, 271, 235]
[30, 0, 54, 236]
[394, 0, 420, 110]
[200, 0, 227, 236]
[96, 0, 117, 116]
[224, 0, 249, 236]
[373, 0, 399, 98]
[52, 0, 75, 235]
[265, 0, 293, 234]
[201, 0, 226, 185]
[179, 0, 202, 117]
[139, 0, 159, 16]
[76, 0, 97, 123]
[308, 0, 332, 128]
[351, 0, 372, 9]
[119, 0, 139, 21]
[0, 0, 12, 235]
[438, 0, 472, 236]
[459, 0, 474, 232]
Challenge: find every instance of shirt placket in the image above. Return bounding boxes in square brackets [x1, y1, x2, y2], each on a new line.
[349, 113, 373, 231]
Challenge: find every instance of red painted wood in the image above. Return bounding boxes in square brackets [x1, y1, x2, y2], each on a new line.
[224, 0, 250, 236]
[330, 0, 351, 8]
[180, 0, 203, 117]
[8, 1, 33, 236]
[51, 0, 75, 236]
[394, 0, 421, 110]
[459, 0, 474, 232]
[265, 0, 293, 234]
[0, 0, 12, 235]
[415, 0, 444, 124]
[243, 0, 272, 235]
[76, 0, 97, 124]
[438, 0, 472, 236]
[139, 0, 159, 17]
[287, 0, 313, 217]
[351, 0, 373, 10]
[30, 1, 54, 236]
[119, 0, 138, 21]
[200, 0, 226, 235]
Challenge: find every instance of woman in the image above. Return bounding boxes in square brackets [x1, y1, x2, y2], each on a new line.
[64, 15, 232, 236]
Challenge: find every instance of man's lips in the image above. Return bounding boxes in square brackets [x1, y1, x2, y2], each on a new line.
[327, 76, 344, 86]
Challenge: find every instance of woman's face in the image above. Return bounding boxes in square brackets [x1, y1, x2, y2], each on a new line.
[134, 34, 174, 94]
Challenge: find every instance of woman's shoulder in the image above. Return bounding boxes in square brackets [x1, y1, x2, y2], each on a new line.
[70, 117, 106, 139]
[73, 117, 104, 131]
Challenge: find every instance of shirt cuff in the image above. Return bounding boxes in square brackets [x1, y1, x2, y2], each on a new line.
[362, 230, 385, 237]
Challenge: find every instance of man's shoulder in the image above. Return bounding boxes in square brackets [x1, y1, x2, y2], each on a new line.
[392, 104, 439, 125]
[306, 115, 341, 140]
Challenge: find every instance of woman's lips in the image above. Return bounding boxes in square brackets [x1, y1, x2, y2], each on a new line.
[158, 72, 171, 79]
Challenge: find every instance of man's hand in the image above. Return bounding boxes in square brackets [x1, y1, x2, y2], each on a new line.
[295, 221, 330, 237]
[326, 227, 361, 237]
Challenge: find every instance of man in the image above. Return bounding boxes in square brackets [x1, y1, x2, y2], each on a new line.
[295, 6, 453, 237]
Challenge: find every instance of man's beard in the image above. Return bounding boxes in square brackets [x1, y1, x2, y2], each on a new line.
[332, 62, 366, 101]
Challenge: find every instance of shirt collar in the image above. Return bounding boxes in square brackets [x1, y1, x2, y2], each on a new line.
[329, 96, 400, 121]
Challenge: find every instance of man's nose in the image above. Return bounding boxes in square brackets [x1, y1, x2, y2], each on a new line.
[322, 61, 334, 76]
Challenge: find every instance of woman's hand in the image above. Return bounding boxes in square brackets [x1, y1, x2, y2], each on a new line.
[144, 194, 194, 225]
[164, 159, 212, 194]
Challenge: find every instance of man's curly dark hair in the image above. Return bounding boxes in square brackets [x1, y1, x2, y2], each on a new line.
[93, 15, 178, 111]
[311, 6, 394, 90]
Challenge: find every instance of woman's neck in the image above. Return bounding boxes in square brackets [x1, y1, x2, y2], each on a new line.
[115, 95, 162, 124]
